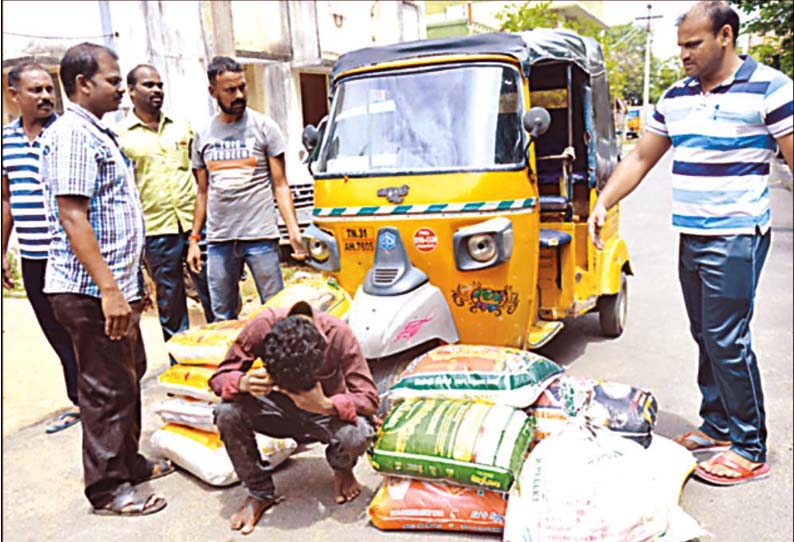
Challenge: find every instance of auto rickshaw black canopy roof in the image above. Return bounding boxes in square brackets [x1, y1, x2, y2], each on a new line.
[330, 29, 607, 87]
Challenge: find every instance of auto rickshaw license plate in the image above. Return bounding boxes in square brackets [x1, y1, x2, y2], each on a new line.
[342, 227, 375, 252]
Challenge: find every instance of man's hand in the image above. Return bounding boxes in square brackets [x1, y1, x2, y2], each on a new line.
[2, 254, 15, 289]
[279, 382, 335, 416]
[187, 242, 203, 274]
[239, 367, 275, 396]
[587, 201, 608, 250]
[289, 234, 308, 261]
[102, 287, 132, 340]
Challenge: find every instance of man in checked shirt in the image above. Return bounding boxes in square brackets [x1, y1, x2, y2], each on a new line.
[40, 42, 173, 517]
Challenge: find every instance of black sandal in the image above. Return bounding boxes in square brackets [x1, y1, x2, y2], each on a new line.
[93, 484, 167, 516]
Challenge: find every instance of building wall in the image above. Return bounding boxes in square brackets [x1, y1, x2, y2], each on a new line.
[2, 0, 425, 185]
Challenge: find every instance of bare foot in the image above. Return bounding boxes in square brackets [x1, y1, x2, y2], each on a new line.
[699, 449, 762, 479]
[334, 469, 362, 504]
[229, 495, 279, 535]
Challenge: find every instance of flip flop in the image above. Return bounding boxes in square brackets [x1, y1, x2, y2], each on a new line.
[45, 411, 80, 434]
[93, 484, 167, 516]
[694, 452, 771, 486]
[673, 430, 731, 454]
[133, 459, 176, 484]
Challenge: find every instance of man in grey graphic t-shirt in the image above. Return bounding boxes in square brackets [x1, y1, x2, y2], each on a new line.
[188, 56, 307, 320]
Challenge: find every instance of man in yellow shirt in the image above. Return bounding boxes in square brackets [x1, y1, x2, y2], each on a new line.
[117, 64, 214, 362]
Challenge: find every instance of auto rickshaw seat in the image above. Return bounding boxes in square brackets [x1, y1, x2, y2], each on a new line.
[539, 229, 572, 248]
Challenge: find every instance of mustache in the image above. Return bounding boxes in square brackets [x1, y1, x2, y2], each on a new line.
[232, 98, 246, 106]
[37, 100, 54, 108]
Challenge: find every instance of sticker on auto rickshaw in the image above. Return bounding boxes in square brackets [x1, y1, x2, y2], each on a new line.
[413, 227, 438, 253]
[341, 226, 375, 252]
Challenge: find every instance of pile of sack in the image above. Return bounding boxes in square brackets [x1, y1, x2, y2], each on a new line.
[366, 344, 708, 541]
[148, 275, 351, 486]
[367, 344, 562, 533]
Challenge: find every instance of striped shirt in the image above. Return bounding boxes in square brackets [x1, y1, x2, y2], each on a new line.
[1, 114, 58, 259]
[648, 55, 793, 235]
[40, 103, 146, 302]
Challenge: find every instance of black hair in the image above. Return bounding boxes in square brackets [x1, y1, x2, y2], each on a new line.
[258, 316, 327, 393]
[127, 64, 157, 86]
[8, 62, 48, 89]
[207, 55, 243, 85]
[678, 1, 740, 46]
[59, 42, 118, 97]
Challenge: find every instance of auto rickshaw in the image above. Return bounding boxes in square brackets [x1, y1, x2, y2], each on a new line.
[300, 29, 631, 361]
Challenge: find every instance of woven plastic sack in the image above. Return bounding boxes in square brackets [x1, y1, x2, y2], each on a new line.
[503, 423, 704, 542]
[504, 424, 665, 542]
[153, 397, 217, 432]
[527, 376, 658, 448]
[165, 319, 247, 367]
[369, 476, 507, 533]
[246, 275, 351, 320]
[157, 365, 218, 402]
[388, 345, 563, 408]
[149, 423, 297, 487]
[369, 399, 532, 492]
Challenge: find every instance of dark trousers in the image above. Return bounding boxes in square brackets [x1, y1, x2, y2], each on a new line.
[144, 230, 214, 365]
[214, 393, 375, 501]
[50, 294, 151, 508]
[21, 258, 79, 405]
[678, 230, 771, 463]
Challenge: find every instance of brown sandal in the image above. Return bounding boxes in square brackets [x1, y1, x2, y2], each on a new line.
[133, 459, 176, 484]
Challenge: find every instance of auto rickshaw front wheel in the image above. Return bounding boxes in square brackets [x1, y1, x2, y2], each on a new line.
[597, 272, 628, 338]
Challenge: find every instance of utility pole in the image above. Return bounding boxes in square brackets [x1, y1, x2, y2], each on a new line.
[636, 4, 662, 134]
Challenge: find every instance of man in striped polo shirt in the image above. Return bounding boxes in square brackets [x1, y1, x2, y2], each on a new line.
[1, 62, 80, 434]
[589, 1, 792, 486]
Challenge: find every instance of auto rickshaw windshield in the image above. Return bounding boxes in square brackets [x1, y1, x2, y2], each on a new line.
[315, 64, 525, 176]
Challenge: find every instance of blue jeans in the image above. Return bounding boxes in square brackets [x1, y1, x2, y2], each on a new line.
[144, 231, 214, 364]
[207, 239, 284, 321]
[21, 258, 79, 405]
[678, 230, 771, 463]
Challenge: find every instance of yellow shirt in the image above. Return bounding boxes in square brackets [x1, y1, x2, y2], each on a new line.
[116, 111, 196, 236]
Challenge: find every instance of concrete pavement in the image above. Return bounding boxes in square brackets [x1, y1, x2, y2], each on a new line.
[1, 150, 792, 541]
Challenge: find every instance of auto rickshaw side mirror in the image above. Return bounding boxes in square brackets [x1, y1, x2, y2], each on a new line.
[302, 124, 320, 154]
[523, 106, 551, 141]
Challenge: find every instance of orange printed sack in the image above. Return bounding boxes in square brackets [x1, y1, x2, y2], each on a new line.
[368, 476, 507, 533]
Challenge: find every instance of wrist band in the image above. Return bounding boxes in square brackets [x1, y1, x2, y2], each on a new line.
[188, 234, 202, 241]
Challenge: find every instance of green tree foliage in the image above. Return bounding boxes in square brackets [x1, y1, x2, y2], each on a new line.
[649, 56, 685, 103]
[496, 2, 650, 102]
[734, 0, 793, 79]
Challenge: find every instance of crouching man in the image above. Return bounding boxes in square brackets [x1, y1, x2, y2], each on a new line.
[209, 301, 379, 535]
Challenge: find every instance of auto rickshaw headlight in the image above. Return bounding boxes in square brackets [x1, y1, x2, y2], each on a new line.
[308, 238, 330, 262]
[301, 224, 340, 272]
[453, 217, 513, 271]
[468, 234, 497, 262]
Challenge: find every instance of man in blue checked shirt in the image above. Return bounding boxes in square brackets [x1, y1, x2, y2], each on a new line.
[1, 62, 81, 435]
[40, 42, 173, 516]
[589, 1, 793, 487]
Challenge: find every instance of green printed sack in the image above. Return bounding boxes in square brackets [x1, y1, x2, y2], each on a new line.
[388, 345, 562, 408]
[369, 398, 533, 492]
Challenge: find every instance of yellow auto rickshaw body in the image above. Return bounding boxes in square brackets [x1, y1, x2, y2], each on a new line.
[302, 30, 631, 354]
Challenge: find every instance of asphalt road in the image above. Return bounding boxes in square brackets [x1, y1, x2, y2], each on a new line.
[1, 150, 792, 541]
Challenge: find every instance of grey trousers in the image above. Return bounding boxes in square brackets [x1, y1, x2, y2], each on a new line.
[215, 392, 375, 501]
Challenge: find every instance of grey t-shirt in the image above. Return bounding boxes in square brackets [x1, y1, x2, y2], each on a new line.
[191, 109, 287, 242]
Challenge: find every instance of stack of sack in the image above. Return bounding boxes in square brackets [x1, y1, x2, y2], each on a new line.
[149, 275, 351, 486]
[366, 344, 707, 541]
[367, 345, 563, 534]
